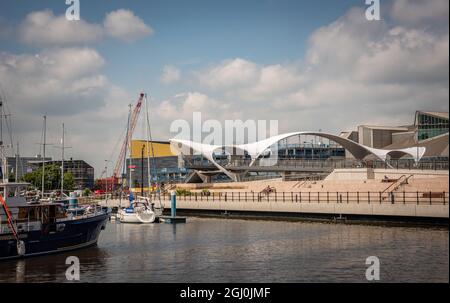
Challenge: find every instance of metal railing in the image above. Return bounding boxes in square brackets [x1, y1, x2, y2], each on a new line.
[146, 191, 448, 205]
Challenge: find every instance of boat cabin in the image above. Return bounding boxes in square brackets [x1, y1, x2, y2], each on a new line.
[1, 182, 65, 234]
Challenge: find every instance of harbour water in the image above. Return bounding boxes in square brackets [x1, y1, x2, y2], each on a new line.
[0, 217, 448, 283]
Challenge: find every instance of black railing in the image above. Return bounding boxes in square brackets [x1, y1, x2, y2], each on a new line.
[144, 191, 448, 205]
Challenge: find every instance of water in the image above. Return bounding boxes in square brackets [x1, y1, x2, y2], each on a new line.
[0, 217, 448, 282]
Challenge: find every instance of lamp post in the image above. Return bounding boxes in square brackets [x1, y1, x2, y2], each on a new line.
[104, 160, 112, 202]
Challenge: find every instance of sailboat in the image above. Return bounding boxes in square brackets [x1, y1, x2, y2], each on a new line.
[118, 93, 159, 224]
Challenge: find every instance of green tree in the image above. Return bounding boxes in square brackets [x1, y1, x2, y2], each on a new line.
[63, 172, 75, 190]
[21, 164, 75, 191]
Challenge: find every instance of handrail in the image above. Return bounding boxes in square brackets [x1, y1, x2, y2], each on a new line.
[140, 190, 448, 205]
[381, 175, 406, 195]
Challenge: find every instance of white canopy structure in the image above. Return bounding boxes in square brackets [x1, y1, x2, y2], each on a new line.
[170, 132, 426, 181]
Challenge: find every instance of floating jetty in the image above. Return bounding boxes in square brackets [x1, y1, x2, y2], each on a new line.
[160, 192, 186, 224]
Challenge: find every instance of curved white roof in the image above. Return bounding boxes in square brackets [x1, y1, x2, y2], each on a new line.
[170, 132, 426, 181]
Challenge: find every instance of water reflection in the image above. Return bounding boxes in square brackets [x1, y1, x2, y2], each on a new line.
[0, 218, 448, 283]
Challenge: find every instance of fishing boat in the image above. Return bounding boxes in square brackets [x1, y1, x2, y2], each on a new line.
[0, 99, 110, 260]
[0, 182, 111, 260]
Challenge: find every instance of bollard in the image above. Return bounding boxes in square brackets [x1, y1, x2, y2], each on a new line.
[69, 192, 78, 209]
[171, 191, 177, 218]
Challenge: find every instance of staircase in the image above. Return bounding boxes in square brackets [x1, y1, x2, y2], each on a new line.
[381, 174, 414, 201]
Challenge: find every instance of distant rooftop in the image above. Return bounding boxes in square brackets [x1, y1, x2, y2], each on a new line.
[358, 125, 409, 131]
[417, 111, 449, 120]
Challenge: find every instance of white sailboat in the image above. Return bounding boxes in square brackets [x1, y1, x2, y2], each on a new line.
[118, 93, 158, 224]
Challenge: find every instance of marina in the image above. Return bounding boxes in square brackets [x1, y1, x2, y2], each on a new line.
[0, 217, 448, 283]
[0, 0, 448, 287]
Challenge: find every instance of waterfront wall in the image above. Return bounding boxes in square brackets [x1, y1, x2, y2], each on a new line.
[326, 168, 448, 181]
[102, 196, 449, 219]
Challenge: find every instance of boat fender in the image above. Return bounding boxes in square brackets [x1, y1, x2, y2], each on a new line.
[17, 240, 26, 257]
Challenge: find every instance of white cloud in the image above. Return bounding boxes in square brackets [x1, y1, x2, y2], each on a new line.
[197, 58, 259, 90]
[104, 9, 154, 42]
[19, 10, 103, 46]
[0, 48, 108, 113]
[0, 47, 132, 175]
[187, 6, 448, 134]
[154, 92, 232, 121]
[16, 9, 153, 46]
[161, 65, 181, 84]
[2, 1, 448, 175]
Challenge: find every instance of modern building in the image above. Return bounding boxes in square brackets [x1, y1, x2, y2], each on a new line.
[125, 140, 188, 189]
[340, 111, 449, 159]
[5, 155, 52, 181]
[415, 111, 449, 141]
[171, 110, 448, 183]
[171, 131, 428, 182]
[357, 125, 412, 148]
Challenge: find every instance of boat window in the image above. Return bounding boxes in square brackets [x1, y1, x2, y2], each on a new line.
[18, 208, 28, 220]
[56, 206, 66, 218]
[28, 207, 38, 221]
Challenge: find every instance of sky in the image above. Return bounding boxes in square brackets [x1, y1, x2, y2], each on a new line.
[0, 0, 448, 177]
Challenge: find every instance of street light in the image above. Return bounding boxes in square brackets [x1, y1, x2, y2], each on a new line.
[104, 160, 112, 202]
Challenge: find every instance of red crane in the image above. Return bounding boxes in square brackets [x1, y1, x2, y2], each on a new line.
[113, 93, 145, 179]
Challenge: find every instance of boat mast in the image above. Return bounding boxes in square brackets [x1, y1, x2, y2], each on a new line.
[144, 94, 151, 193]
[41, 115, 46, 199]
[0, 98, 6, 184]
[144, 94, 158, 191]
[127, 104, 133, 191]
[61, 123, 65, 196]
[15, 142, 19, 183]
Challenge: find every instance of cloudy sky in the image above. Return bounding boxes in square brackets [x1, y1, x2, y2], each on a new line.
[0, 0, 448, 176]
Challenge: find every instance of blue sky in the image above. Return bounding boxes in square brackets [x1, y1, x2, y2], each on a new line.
[1, 0, 360, 99]
[0, 0, 448, 175]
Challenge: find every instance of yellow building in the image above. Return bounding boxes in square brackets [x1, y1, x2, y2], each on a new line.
[126, 140, 187, 190]
[130, 140, 175, 159]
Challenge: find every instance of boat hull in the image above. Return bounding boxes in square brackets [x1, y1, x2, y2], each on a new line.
[118, 209, 156, 223]
[0, 212, 110, 261]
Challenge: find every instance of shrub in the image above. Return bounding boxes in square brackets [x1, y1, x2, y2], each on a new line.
[176, 188, 192, 196]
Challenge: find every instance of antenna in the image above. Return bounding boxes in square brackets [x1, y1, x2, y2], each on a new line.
[54, 123, 72, 196]
[42, 116, 46, 198]
[0, 96, 5, 183]
[15, 142, 19, 183]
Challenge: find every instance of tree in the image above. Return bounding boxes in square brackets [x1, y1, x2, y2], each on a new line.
[21, 164, 75, 191]
[64, 172, 75, 190]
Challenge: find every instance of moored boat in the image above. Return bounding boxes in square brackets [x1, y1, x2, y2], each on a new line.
[0, 182, 111, 260]
[117, 195, 158, 223]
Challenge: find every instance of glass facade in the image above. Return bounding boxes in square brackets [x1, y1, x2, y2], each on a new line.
[126, 156, 188, 187]
[416, 112, 449, 141]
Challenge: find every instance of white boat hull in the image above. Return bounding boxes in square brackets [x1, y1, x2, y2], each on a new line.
[118, 209, 156, 224]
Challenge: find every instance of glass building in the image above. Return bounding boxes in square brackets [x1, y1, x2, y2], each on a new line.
[415, 111, 449, 141]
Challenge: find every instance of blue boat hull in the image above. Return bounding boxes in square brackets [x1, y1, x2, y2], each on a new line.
[0, 213, 110, 260]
